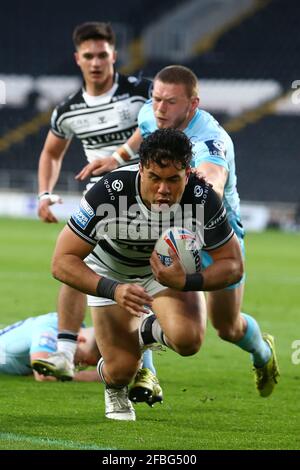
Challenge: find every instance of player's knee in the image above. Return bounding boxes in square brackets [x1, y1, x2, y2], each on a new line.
[105, 360, 140, 386]
[216, 323, 241, 342]
[174, 330, 204, 356]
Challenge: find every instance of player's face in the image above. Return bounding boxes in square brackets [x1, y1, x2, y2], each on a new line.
[152, 80, 199, 130]
[140, 161, 191, 210]
[75, 39, 116, 95]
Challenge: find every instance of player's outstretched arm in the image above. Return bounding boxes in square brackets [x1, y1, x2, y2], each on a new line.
[52, 226, 153, 316]
[195, 162, 228, 198]
[75, 128, 143, 180]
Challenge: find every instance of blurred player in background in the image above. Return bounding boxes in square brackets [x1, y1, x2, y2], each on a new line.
[35, 22, 158, 389]
[0, 312, 100, 382]
[80, 65, 279, 398]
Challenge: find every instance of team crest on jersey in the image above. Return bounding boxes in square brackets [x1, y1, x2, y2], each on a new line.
[72, 198, 95, 229]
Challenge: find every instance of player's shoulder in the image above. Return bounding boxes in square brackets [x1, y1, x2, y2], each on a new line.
[103, 163, 139, 186]
[138, 99, 155, 131]
[184, 173, 213, 204]
[117, 73, 152, 98]
[86, 164, 139, 203]
[197, 109, 231, 140]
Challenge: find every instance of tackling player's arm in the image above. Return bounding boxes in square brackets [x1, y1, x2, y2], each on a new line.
[195, 162, 228, 198]
[75, 128, 143, 180]
[38, 131, 71, 223]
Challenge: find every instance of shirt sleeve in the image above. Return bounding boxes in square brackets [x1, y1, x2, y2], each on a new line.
[67, 177, 116, 245]
[138, 100, 155, 138]
[50, 106, 73, 139]
[202, 186, 234, 251]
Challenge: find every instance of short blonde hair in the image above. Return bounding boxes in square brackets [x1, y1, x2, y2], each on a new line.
[154, 65, 199, 98]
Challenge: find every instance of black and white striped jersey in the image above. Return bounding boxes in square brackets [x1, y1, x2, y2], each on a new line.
[50, 73, 152, 163]
[68, 165, 234, 278]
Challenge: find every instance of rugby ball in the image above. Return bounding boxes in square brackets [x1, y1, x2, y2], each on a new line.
[154, 227, 202, 274]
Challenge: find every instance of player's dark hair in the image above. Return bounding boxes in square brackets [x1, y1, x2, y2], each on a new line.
[154, 65, 199, 98]
[139, 128, 193, 170]
[73, 22, 116, 49]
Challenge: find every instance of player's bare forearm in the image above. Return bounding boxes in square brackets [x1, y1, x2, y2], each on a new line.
[203, 235, 244, 290]
[202, 257, 244, 290]
[75, 157, 118, 181]
[52, 226, 100, 296]
[38, 152, 63, 193]
[195, 162, 227, 198]
[52, 253, 100, 296]
[126, 128, 143, 153]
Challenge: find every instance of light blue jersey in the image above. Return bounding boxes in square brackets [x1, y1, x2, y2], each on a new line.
[0, 312, 58, 375]
[138, 101, 245, 288]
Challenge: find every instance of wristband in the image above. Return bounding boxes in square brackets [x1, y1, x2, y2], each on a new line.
[38, 191, 51, 200]
[112, 151, 126, 166]
[182, 273, 204, 291]
[112, 144, 136, 166]
[96, 277, 120, 300]
[38, 192, 61, 203]
[123, 143, 136, 159]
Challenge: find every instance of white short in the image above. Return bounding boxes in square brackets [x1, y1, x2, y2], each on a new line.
[85, 254, 167, 307]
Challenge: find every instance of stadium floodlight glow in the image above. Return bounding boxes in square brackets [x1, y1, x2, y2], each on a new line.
[0, 80, 6, 104]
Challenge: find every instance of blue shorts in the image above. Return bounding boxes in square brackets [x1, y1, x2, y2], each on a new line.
[202, 216, 245, 290]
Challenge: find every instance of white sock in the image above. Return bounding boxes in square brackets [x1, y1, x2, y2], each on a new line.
[57, 330, 78, 360]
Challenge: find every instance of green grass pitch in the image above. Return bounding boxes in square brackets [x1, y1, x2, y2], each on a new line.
[0, 217, 300, 450]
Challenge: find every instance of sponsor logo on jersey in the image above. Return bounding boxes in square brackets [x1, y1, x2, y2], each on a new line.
[73, 198, 95, 229]
[112, 180, 124, 192]
[70, 103, 88, 110]
[82, 129, 136, 147]
[194, 185, 203, 197]
[204, 140, 226, 158]
[206, 205, 227, 229]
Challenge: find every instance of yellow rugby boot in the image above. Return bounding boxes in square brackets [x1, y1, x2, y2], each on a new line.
[254, 334, 280, 397]
[129, 368, 163, 406]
